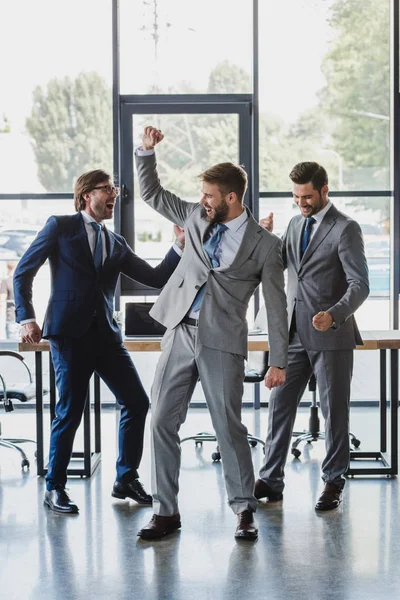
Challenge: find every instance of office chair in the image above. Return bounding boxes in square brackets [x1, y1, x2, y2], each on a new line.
[180, 350, 268, 462]
[0, 350, 42, 470]
[291, 373, 361, 458]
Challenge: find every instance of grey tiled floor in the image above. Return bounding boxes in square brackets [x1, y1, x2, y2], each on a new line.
[0, 406, 399, 600]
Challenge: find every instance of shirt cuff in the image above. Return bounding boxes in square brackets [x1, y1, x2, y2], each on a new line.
[20, 318, 36, 325]
[135, 147, 156, 156]
[173, 243, 183, 257]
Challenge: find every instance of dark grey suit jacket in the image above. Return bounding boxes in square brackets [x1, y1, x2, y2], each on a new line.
[285, 203, 369, 350]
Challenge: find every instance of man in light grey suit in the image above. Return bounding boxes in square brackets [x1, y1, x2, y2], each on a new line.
[135, 126, 288, 540]
[255, 162, 369, 511]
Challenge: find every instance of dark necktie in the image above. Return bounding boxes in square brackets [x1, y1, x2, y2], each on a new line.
[301, 217, 316, 258]
[191, 223, 228, 312]
[90, 222, 103, 271]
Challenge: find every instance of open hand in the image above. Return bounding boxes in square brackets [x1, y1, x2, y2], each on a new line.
[173, 224, 185, 247]
[142, 126, 164, 150]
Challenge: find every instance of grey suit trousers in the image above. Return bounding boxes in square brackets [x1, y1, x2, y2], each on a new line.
[150, 322, 257, 516]
[259, 331, 353, 492]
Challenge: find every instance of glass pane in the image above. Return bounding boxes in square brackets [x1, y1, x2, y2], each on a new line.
[259, 195, 390, 330]
[259, 0, 390, 192]
[0, 0, 112, 194]
[120, 0, 252, 94]
[0, 198, 77, 340]
[132, 113, 239, 258]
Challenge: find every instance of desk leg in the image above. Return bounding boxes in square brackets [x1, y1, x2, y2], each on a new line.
[35, 351, 44, 476]
[94, 373, 101, 453]
[380, 350, 387, 453]
[83, 387, 91, 476]
[390, 349, 398, 475]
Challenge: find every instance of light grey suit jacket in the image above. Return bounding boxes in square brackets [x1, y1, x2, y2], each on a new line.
[285, 204, 369, 350]
[135, 153, 288, 366]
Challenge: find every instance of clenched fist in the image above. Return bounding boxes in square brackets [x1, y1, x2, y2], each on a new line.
[142, 126, 164, 151]
[259, 212, 274, 233]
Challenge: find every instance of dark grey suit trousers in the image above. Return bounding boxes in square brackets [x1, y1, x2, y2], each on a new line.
[259, 330, 353, 492]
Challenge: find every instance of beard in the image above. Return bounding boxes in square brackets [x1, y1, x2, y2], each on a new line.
[203, 198, 230, 224]
[303, 191, 324, 217]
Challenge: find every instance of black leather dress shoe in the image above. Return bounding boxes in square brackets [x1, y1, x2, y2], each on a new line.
[112, 479, 152, 505]
[44, 487, 79, 514]
[315, 483, 343, 511]
[254, 479, 283, 502]
[137, 514, 181, 539]
[235, 510, 258, 541]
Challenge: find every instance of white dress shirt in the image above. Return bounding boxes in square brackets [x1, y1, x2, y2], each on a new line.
[308, 199, 332, 242]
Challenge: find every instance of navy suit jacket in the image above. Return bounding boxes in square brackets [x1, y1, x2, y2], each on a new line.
[14, 212, 180, 342]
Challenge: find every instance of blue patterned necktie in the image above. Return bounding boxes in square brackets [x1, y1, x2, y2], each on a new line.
[90, 222, 103, 271]
[191, 223, 228, 312]
[301, 217, 316, 258]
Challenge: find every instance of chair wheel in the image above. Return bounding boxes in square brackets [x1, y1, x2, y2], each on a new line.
[21, 459, 30, 469]
[292, 448, 301, 458]
[250, 440, 257, 448]
[352, 438, 361, 448]
[211, 452, 221, 462]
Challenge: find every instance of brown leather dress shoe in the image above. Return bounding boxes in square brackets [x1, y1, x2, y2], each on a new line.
[254, 479, 283, 502]
[137, 514, 181, 539]
[235, 510, 258, 541]
[315, 483, 343, 511]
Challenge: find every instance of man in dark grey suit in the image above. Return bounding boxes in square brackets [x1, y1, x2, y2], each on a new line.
[255, 162, 369, 511]
[135, 126, 288, 540]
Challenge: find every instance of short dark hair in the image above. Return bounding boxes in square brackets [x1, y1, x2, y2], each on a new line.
[74, 169, 111, 211]
[199, 162, 248, 203]
[289, 162, 328, 193]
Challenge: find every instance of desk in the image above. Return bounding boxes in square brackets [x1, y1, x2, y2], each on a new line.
[19, 331, 399, 477]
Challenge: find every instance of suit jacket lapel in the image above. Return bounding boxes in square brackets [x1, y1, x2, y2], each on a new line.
[300, 205, 338, 268]
[75, 213, 95, 269]
[294, 217, 305, 268]
[224, 211, 262, 271]
[103, 226, 115, 265]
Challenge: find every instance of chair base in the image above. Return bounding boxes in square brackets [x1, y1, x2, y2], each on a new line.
[0, 438, 36, 470]
[180, 431, 265, 462]
[291, 430, 361, 458]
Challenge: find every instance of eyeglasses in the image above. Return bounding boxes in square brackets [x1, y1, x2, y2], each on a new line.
[92, 185, 120, 196]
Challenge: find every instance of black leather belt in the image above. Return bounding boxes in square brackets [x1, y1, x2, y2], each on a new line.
[181, 316, 199, 327]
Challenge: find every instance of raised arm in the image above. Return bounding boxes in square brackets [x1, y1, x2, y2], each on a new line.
[135, 126, 197, 227]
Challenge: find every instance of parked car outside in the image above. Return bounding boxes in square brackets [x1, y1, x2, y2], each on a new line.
[0, 226, 41, 257]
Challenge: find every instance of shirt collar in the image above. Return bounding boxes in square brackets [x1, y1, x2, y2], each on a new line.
[81, 211, 103, 227]
[312, 199, 332, 225]
[223, 208, 248, 232]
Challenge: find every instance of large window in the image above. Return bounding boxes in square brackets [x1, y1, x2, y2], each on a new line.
[258, 0, 391, 330]
[120, 0, 253, 95]
[0, 0, 112, 194]
[0, 0, 396, 351]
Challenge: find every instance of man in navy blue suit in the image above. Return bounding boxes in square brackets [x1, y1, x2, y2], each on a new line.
[14, 169, 183, 514]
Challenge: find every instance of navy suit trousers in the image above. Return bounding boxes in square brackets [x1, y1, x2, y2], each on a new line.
[46, 321, 149, 489]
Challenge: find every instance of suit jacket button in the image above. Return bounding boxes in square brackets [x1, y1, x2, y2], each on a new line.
[195, 285, 201, 290]
[298, 277, 302, 282]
